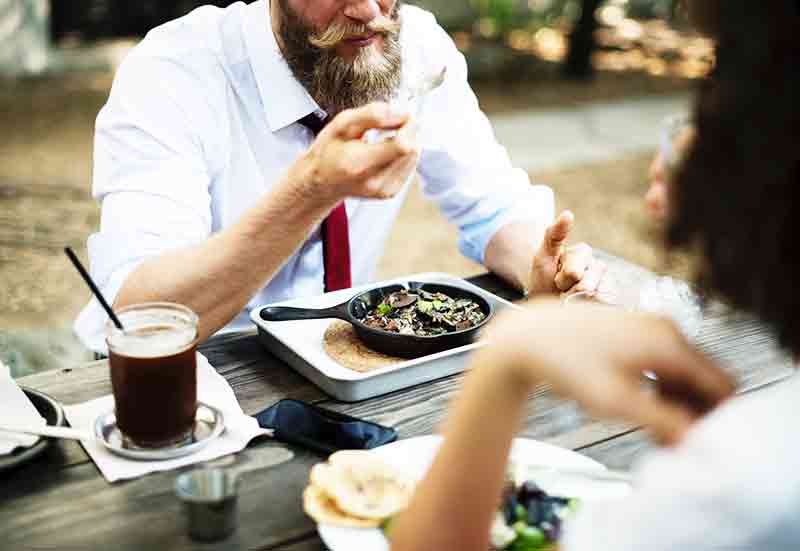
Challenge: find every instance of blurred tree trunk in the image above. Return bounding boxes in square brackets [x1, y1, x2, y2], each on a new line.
[562, 0, 601, 80]
[0, 0, 51, 76]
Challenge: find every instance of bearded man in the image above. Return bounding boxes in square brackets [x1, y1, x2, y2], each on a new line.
[76, 0, 609, 352]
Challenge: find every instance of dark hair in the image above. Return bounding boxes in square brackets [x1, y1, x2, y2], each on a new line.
[668, 2, 800, 353]
[683, 0, 721, 37]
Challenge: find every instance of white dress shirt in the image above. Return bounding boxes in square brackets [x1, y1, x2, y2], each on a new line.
[74, 1, 554, 352]
[563, 371, 800, 551]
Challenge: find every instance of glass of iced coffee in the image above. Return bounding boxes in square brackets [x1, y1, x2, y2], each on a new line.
[106, 303, 199, 449]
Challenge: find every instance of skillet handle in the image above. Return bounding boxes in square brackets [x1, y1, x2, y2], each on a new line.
[259, 301, 350, 323]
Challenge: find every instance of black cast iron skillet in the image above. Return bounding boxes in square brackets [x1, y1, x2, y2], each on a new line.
[258, 282, 493, 359]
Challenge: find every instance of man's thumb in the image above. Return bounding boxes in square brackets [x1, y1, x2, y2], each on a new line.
[540, 211, 574, 257]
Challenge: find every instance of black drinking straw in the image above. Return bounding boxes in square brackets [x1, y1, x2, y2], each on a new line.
[64, 247, 125, 330]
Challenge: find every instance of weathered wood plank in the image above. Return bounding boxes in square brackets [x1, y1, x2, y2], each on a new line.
[199, 335, 330, 414]
[18, 359, 112, 405]
[695, 302, 795, 385]
[318, 357, 790, 458]
[577, 429, 652, 470]
[0, 442, 317, 550]
[265, 535, 326, 551]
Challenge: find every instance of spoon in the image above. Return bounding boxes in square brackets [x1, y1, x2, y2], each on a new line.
[0, 423, 93, 441]
[365, 66, 447, 144]
[406, 66, 447, 102]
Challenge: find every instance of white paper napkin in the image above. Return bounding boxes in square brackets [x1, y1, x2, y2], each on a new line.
[0, 360, 47, 455]
[64, 353, 270, 483]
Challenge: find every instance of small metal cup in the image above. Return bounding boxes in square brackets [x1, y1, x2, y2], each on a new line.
[175, 468, 238, 542]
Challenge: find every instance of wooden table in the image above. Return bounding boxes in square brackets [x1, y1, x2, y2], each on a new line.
[2, 255, 795, 550]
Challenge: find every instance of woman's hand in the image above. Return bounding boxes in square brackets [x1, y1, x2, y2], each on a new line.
[391, 299, 735, 551]
[484, 299, 736, 445]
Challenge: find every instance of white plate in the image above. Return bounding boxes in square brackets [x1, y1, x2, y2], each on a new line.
[317, 435, 629, 551]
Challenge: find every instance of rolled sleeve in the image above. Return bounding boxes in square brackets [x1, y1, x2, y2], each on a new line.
[415, 12, 554, 264]
[74, 49, 220, 353]
[455, 184, 554, 263]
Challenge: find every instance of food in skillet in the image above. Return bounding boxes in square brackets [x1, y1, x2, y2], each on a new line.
[362, 290, 486, 337]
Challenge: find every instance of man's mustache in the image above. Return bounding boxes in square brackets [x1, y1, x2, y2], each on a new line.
[309, 15, 401, 49]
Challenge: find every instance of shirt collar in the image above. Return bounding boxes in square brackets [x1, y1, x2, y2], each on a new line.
[242, 0, 322, 132]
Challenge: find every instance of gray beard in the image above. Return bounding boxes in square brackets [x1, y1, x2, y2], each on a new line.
[276, 2, 403, 112]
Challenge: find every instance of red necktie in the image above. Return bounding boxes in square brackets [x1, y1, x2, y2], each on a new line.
[298, 113, 352, 292]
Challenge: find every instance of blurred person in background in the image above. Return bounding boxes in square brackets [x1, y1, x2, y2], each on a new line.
[645, 0, 716, 219]
[74, 0, 609, 352]
[645, 114, 694, 219]
[393, 2, 800, 550]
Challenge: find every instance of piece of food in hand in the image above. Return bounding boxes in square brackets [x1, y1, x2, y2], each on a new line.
[363, 290, 486, 337]
[303, 450, 413, 527]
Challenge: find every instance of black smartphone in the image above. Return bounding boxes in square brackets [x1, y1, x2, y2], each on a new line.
[254, 399, 398, 455]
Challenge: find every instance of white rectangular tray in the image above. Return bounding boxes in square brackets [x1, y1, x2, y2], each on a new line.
[250, 272, 520, 402]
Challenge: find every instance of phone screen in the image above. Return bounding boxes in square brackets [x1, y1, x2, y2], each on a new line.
[255, 399, 398, 454]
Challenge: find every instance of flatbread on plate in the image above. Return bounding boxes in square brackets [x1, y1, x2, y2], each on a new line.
[309, 450, 413, 520]
[303, 485, 382, 528]
[322, 321, 403, 372]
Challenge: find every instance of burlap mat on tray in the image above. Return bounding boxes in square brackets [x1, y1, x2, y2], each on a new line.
[322, 321, 405, 373]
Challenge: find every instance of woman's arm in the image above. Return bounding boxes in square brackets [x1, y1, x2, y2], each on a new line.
[391, 346, 532, 551]
[390, 300, 735, 551]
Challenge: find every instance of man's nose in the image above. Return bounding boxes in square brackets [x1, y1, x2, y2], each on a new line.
[342, 0, 382, 24]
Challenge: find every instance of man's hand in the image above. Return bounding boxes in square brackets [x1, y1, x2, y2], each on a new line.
[296, 102, 420, 204]
[486, 300, 737, 445]
[528, 210, 609, 297]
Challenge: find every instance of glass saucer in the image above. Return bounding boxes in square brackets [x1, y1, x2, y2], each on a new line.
[94, 402, 225, 461]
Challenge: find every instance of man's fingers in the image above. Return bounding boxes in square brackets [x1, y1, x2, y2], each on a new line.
[332, 103, 410, 140]
[395, 118, 420, 145]
[554, 243, 592, 291]
[540, 211, 574, 258]
[346, 137, 417, 178]
[562, 256, 605, 295]
[366, 150, 420, 199]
